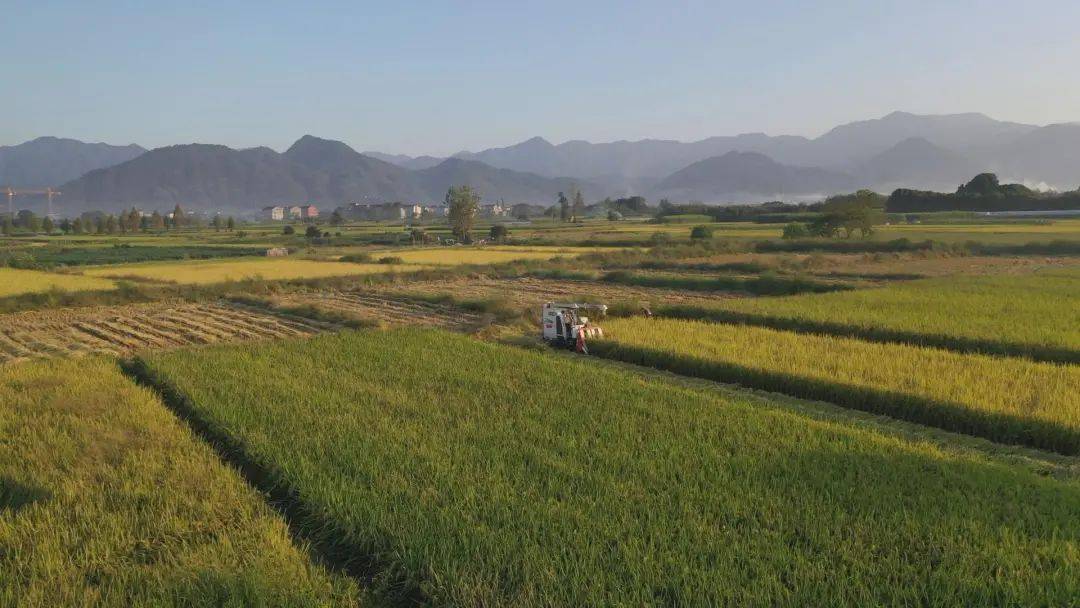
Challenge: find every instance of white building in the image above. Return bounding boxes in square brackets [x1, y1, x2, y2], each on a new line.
[481, 203, 508, 217]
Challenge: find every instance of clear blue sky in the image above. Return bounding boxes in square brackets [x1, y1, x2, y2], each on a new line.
[4, 0, 1079, 155]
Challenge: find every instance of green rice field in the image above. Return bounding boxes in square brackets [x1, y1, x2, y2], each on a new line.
[593, 317, 1080, 454]
[659, 268, 1080, 362]
[136, 329, 1080, 606]
[0, 357, 359, 606]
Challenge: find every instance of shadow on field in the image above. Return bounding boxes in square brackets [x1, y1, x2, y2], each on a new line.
[0, 476, 50, 514]
[119, 358, 424, 607]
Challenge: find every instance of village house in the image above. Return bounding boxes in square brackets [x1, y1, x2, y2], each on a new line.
[402, 204, 423, 220]
[262, 206, 286, 221]
[480, 203, 508, 217]
[345, 202, 413, 221]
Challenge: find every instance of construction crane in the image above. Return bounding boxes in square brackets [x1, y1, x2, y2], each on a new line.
[3, 187, 61, 218]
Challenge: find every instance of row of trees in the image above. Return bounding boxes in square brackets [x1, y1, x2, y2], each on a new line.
[887, 173, 1080, 212]
[0, 204, 238, 236]
[782, 190, 884, 239]
[555, 190, 586, 222]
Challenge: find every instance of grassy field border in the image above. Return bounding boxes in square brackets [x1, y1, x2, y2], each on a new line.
[654, 305, 1080, 364]
[588, 339, 1079, 455]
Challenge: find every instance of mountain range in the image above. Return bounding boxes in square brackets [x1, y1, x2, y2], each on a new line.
[4, 111, 1080, 213]
[58, 136, 589, 213]
[0, 137, 145, 189]
[425, 112, 1041, 180]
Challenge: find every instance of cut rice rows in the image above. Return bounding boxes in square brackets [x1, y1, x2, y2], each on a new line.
[0, 301, 333, 363]
[376, 276, 736, 308]
[273, 291, 486, 330]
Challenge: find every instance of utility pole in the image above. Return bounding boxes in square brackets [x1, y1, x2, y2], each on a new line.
[1, 187, 61, 219]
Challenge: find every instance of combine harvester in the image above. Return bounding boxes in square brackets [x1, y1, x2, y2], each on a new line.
[541, 302, 607, 353]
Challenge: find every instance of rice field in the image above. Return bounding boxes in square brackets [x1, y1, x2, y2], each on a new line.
[136, 329, 1080, 606]
[660, 269, 1080, 362]
[874, 219, 1080, 243]
[0, 267, 116, 298]
[593, 317, 1080, 454]
[0, 357, 359, 606]
[376, 276, 729, 309]
[79, 257, 421, 285]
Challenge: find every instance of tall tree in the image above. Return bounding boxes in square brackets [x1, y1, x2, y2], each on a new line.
[558, 192, 569, 222]
[172, 204, 185, 229]
[71, 217, 83, 234]
[127, 208, 141, 232]
[42, 216, 54, 234]
[150, 210, 165, 231]
[226, 216, 236, 231]
[571, 189, 585, 223]
[446, 185, 480, 243]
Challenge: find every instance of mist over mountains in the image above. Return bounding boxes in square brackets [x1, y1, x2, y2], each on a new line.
[4, 111, 1080, 213]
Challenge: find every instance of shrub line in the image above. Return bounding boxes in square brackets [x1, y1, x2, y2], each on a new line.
[654, 305, 1080, 365]
[119, 357, 425, 607]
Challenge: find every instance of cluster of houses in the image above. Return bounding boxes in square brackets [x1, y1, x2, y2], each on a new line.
[261, 205, 319, 221]
[340, 202, 509, 221]
[261, 201, 512, 223]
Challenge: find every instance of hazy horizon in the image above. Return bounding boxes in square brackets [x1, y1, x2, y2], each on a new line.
[5, 1, 1080, 156]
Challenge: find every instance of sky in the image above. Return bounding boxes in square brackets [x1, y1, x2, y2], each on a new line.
[4, 0, 1080, 156]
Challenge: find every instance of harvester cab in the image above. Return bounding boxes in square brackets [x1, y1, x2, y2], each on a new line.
[541, 302, 607, 353]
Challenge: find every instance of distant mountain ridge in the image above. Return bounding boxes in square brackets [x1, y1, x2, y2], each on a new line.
[12, 110, 1080, 211]
[60, 136, 592, 213]
[654, 152, 856, 200]
[0, 137, 145, 188]
[373, 111, 1079, 192]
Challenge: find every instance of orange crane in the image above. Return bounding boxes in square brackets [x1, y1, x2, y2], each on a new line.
[3, 187, 61, 218]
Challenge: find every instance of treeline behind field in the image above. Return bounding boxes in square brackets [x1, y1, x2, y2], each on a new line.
[888, 173, 1080, 212]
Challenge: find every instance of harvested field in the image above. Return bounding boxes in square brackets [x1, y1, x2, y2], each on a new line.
[0, 301, 332, 363]
[375, 276, 735, 309]
[275, 291, 486, 330]
[369, 246, 616, 266]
